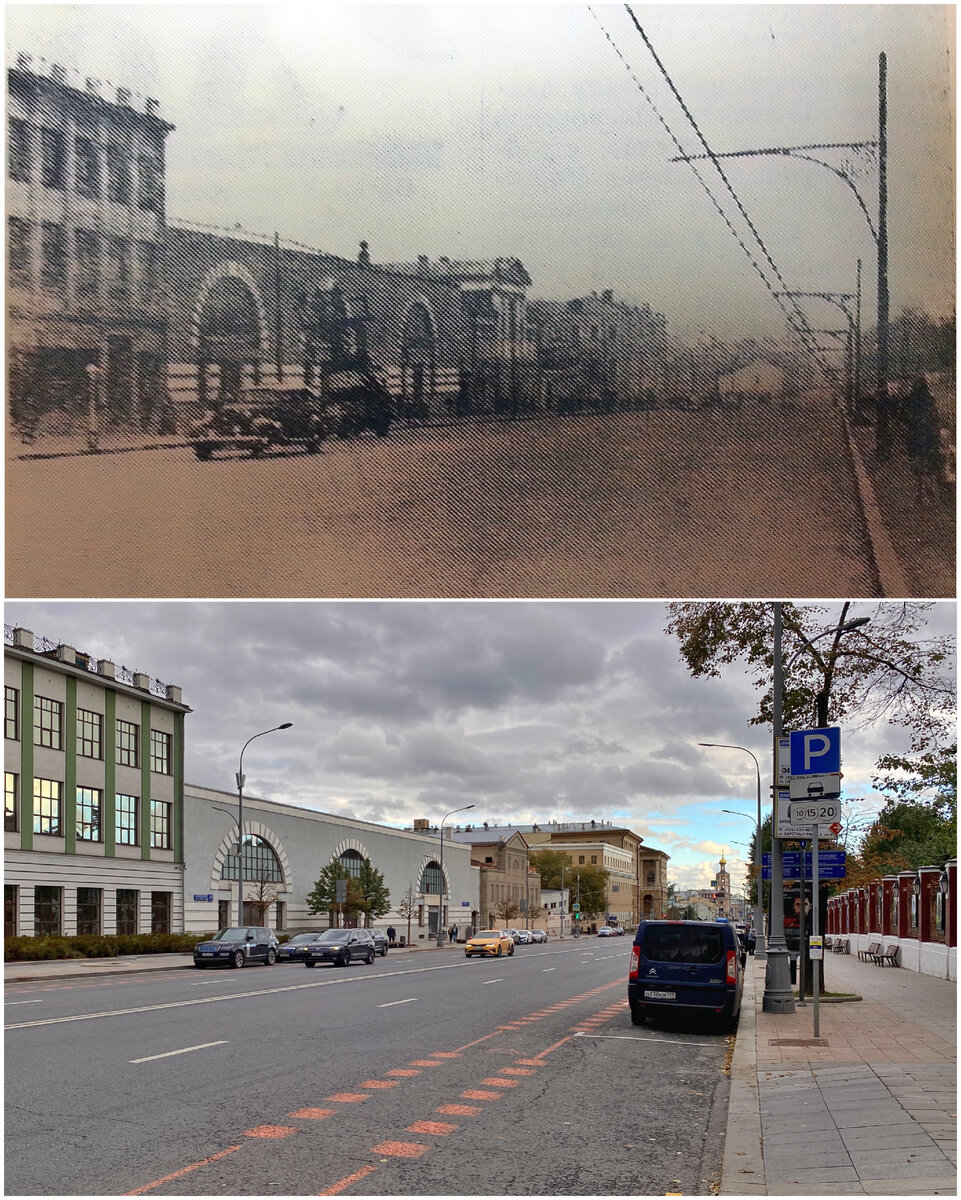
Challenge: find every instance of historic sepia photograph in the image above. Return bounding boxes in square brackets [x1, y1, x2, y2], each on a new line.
[5, 4, 955, 598]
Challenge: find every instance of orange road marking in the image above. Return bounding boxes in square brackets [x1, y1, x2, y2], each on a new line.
[406, 1120, 458, 1135]
[317, 1164, 378, 1195]
[514, 1059, 544, 1066]
[243, 1125, 299, 1138]
[289, 1108, 335, 1120]
[451, 1030, 502, 1052]
[460, 1089, 503, 1100]
[480, 1077, 519, 1088]
[530, 1035, 574, 1061]
[325, 1093, 370, 1103]
[359, 1079, 398, 1089]
[387, 1069, 420, 1077]
[410, 1059, 443, 1067]
[371, 1141, 427, 1158]
[500, 1068, 534, 1075]
[436, 1103, 482, 1116]
[124, 1145, 243, 1194]
[429, 1051, 461, 1058]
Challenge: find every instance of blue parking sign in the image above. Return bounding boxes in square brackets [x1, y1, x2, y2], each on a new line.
[789, 727, 841, 775]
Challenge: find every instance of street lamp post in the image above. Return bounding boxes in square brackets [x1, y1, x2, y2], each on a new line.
[436, 805, 475, 948]
[235, 723, 292, 927]
[764, 603, 796, 1012]
[700, 742, 766, 958]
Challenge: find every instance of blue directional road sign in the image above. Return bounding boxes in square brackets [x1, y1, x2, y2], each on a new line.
[790, 727, 841, 775]
[762, 863, 846, 879]
[763, 852, 846, 865]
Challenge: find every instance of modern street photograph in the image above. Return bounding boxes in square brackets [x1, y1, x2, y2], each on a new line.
[4, 4, 955, 598]
[3, 599, 956, 1196]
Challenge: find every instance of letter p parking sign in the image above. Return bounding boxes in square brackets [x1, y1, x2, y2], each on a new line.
[789, 727, 841, 776]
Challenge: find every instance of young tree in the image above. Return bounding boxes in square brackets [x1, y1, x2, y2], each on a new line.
[396, 881, 418, 946]
[305, 858, 365, 926]
[496, 898, 521, 925]
[245, 865, 280, 924]
[570, 864, 610, 919]
[528, 848, 572, 890]
[666, 601, 955, 761]
[356, 859, 392, 925]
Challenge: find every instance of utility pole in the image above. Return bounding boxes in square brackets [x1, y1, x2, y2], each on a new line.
[875, 51, 891, 459]
[763, 604, 796, 1013]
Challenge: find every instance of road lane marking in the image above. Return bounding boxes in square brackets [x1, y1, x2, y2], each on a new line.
[573, 1031, 722, 1047]
[317, 1165, 377, 1195]
[243, 1125, 298, 1138]
[5, 999, 43, 1005]
[123, 1145, 243, 1195]
[481, 978, 502, 984]
[371, 1141, 427, 1158]
[377, 998, 416, 1008]
[542, 967, 556, 972]
[129, 1040, 227, 1063]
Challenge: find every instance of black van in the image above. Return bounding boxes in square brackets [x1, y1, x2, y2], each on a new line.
[628, 920, 743, 1027]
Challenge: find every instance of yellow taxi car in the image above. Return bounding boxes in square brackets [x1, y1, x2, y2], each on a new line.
[464, 930, 515, 958]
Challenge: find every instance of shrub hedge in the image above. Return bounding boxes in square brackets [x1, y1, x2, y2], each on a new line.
[4, 931, 217, 961]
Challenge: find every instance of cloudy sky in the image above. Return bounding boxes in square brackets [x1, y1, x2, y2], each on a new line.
[6, 3, 954, 340]
[6, 600, 955, 892]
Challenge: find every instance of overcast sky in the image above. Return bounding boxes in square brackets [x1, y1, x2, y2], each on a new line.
[6, 3, 954, 341]
[6, 600, 955, 892]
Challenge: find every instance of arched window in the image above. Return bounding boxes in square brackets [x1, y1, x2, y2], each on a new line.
[339, 849, 365, 879]
[420, 861, 443, 894]
[222, 834, 283, 882]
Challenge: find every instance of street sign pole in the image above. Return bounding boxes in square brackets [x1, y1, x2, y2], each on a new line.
[811, 823, 821, 1038]
[797, 837, 807, 1006]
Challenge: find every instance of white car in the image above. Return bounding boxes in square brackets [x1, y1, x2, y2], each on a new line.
[530, 929, 548, 943]
[512, 929, 533, 944]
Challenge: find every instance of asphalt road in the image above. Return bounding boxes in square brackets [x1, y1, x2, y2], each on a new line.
[6, 941, 732, 1196]
[6, 403, 877, 598]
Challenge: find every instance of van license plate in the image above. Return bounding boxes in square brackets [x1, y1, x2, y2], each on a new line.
[645, 989, 676, 1001]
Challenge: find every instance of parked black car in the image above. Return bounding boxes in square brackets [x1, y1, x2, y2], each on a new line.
[276, 932, 325, 963]
[324, 370, 393, 438]
[304, 928, 376, 967]
[193, 927, 280, 969]
[189, 387, 328, 460]
[369, 929, 388, 957]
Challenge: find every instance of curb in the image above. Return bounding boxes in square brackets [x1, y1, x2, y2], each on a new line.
[720, 962, 766, 1195]
[843, 414, 910, 597]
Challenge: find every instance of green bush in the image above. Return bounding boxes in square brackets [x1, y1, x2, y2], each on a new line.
[4, 931, 216, 962]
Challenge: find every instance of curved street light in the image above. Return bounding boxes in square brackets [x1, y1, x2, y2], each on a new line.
[700, 743, 766, 957]
[235, 723, 293, 927]
[435, 805, 475, 948]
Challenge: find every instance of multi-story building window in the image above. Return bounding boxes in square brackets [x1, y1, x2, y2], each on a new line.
[5, 773, 18, 832]
[4, 885, 18, 938]
[76, 887, 102, 935]
[106, 143, 132, 204]
[76, 786, 102, 841]
[75, 229, 100, 299]
[150, 729, 171, 775]
[116, 793, 139, 845]
[151, 891, 171, 933]
[137, 153, 163, 212]
[150, 799, 172, 849]
[40, 126, 66, 188]
[33, 778, 63, 835]
[138, 241, 159, 301]
[41, 221, 67, 289]
[420, 862, 443, 894]
[9, 116, 31, 181]
[8, 217, 32, 289]
[117, 719, 139, 767]
[34, 695, 64, 750]
[106, 234, 130, 302]
[34, 885, 62, 936]
[74, 135, 101, 198]
[116, 889, 139, 935]
[4, 685, 20, 740]
[77, 708, 104, 759]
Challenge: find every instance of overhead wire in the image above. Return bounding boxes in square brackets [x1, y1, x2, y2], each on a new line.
[587, 5, 838, 383]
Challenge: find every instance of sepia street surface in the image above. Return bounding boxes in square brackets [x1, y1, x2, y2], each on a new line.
[7, 400, 894, 599]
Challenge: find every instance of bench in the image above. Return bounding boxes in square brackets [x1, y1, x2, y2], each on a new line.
[832, 938, 850, 954]
[859, 940, 882, 962]
[872, 944, 900, 967]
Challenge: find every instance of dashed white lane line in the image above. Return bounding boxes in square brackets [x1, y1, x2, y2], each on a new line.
[573, 1031, 721, 1048]
[481, 979, 503, 985]
[542, 968, 557, 972]
[5, 999, 43, 1005]
[130, 1040, 228, 1063]
[377, 998, 417, 1008]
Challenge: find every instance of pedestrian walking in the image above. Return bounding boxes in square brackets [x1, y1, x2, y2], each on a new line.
[746, 927, 756, 955]
[903, 375, 942, 499]
[386, 925, 396, 945]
